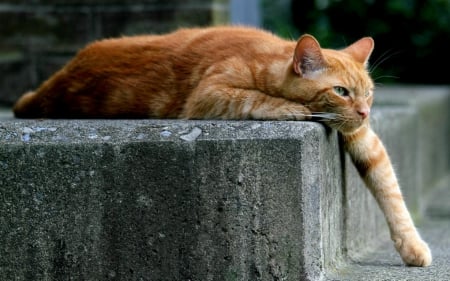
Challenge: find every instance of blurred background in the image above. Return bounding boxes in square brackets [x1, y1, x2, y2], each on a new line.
[263, 0, 449, 85]
[0, 0, 448, 106]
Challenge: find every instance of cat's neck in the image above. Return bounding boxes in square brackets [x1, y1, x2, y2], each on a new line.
[250, 43, 301, 98]
[259, 60, 293, 96]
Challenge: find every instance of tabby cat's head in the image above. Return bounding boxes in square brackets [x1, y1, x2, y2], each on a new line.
[285, 34, 375, 134]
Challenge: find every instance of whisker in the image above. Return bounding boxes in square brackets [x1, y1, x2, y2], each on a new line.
[306, 112, 341, 120]
[279, 111, 341, 120]
[369, 49, 401, 73]
[311, 113, 339, 120]
[309, 112, 337, 117]
[373, 75, 399, 81]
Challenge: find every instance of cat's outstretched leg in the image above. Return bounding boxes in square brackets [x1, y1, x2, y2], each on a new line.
[182, 86, 312, 121]
[343, 125, 432, 267]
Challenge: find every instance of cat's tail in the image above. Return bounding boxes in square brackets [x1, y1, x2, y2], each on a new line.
[13, 91, 42, 118]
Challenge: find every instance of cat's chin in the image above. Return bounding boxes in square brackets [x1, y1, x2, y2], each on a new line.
[324, 121, 366, 135]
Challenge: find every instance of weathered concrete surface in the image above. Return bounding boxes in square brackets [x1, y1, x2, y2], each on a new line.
[0, 119, 342, 281]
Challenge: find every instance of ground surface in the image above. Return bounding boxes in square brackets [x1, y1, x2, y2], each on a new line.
[326, 175, 450, 281]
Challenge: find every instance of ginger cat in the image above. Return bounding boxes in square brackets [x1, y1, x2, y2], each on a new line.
[13, 26, 431, 266]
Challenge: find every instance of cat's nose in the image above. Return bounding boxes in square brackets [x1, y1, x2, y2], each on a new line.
[357, 107, 370, 119]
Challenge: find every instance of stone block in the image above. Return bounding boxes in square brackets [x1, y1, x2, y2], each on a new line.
[0, 120, 340, 281]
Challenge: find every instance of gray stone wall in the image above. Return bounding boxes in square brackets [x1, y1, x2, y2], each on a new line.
[0, 0, 229, 105]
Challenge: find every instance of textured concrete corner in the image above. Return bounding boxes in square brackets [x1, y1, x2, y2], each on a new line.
[0, 120, 340, 281]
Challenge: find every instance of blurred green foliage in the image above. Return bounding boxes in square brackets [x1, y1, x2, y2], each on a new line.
[262, 0, 449, 84]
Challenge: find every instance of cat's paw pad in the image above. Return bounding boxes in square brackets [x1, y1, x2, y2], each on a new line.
[395, 237, 432, 267]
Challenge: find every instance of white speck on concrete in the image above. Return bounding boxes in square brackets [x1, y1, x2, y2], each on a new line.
[33, 127, 47, 132]
[21, 133, 31, 142]
[180, 127, 202, 142]
[22, 127, 33, 134]
[136, 133, 146, 140]
[251, 123, 261, 130]
[160, 130, 172, 138]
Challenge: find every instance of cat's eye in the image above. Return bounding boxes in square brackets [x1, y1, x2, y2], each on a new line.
[365, 91, 371, 97]
[333, 86, 349, 97]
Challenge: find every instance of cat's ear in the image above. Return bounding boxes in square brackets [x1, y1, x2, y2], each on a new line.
[343, 37, 374, 66]
[293, 34, 327, 76]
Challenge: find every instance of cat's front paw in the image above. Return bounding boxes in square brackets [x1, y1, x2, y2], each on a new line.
[394, 236, 432, 267]
[270, 105, 312, 121]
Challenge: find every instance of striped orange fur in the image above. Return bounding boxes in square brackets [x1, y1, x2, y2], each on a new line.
[12, 25, 431, 266]
[343, 126, 432, 266]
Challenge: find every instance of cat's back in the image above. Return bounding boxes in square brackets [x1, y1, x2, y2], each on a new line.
[67, 25, 293, 98]
[59, 25, 291, 82]
[81, 25, 290, 61]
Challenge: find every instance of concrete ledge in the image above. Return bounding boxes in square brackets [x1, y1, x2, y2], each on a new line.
[0, 120, 341, 280]
[0, 86, 449, 280]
